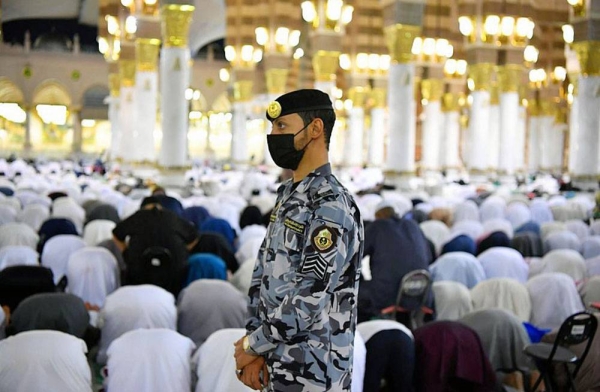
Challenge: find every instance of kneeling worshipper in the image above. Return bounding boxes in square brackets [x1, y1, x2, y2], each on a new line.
[431, 281, 473, 321]
[189, 231, 239, 274]
[112, 196, 199, 295]
[0, 330, 92, 392]
[105, 328, 196, 392]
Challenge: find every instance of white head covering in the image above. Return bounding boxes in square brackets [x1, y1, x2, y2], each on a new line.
[41, 235, 87, 284]
[17, 204, 50, 232]
[551, 203, 588, 222]
[0, 197, 21, 213]
[544, 230, 582, 254]
[230, 258, 255, 295]
[14, 190, 52, 209]
[97, 285, 177, 364]
[177, 280, 247, 347]
[565, 219, 591, 240]
[453, 200, 480, 223]
[379, 192, 413, 217]
[432, 281, 473, 321]
[506, 202, 532, 229]
[66, 247, 119, 308]
[235, 237, 263, 266]
[238, 225, 266, 247]
[82, 219, 117, 246]
[352, 331, 366, 392]
[527, 272, 584, 329]
[582, 236, 600, 260]
[477, 247, 529, 283]
[106, 329, 196, 392]
[540, 221, 566, 240]
[52, 197, 85, 234]
[538, 249, 587, 283]
[470, 278, 532, 321]
[419, 220, 451, 256]
[581, 276, 600, 311]
[450, 220, 485, 241]
[0, 205, 17, 225]
[587, 255, 600, 277]
[0, 222, 39, 249]
[482, 218, 514, 239]
[356, 319, 414, 343]
[429, 252, 486, 289]
[591, 221, 600, 236]
[0, 330, 91, 392]
[0, 245, 39, 271]
[193, 328, 253, 392]
[479, 196, 506, 222]
[530, 199, 554, 225]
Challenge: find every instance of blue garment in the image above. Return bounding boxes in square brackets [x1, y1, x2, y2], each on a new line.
[515, 221, 541, 236]
[0, 187, 14, 196]
[429, 252, 486, 289]
[185, 253, 227, 287]
[200, 218, 236, 249]
[183, 206, 211, 230]
[476, 231, 511, 256]
[442, 234, 476, 256]
[522, 322, 551, 343]
[37, 218, 78, 253]
[156, 195, 184, 217]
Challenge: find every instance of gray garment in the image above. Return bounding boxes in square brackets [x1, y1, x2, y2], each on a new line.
[460, 308, 531, 372]
[177, 280, 247, 347]
[10, 292, 90, 338]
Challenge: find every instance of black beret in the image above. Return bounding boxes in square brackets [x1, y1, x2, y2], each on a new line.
[266, 89, 333, 122]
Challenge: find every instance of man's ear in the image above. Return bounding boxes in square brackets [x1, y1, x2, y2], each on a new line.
[310, 118, 325, 139]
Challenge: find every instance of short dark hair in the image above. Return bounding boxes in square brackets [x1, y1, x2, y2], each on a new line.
[298, 109, 336, 150]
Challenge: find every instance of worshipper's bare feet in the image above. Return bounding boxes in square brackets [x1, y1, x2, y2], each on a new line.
[1, 305, 9, 324]
[503, 371, 524, 391]
[530, 371, 545, 391]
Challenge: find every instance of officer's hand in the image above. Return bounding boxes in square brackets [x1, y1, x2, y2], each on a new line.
[234, 338, 259, 370]
[239, 356, 266, 390]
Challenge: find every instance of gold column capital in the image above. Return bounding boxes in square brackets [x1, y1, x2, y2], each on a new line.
[384, 24, 421, 64]
[348, 86, 369, 108]
[568, 73, 579, 95]
[421, 79, 443, 101]
[538, 99, 556, 117]
[572, 41, 600, 77]
[234, 80, 253, 102]
[160, 4, 195, 48]
[109, 73, 121, 97]
[442, 92, 461, 112]
[468, 63, 494, 91]
[312, 50, 340, 82]
[265, 69, 289, 95]
[497, 64, 522, 93]
[135, 38, 161, 72]
[370, 87, 387, 108]
[119, 60, 136, 88]
[490, 83, 500, 105]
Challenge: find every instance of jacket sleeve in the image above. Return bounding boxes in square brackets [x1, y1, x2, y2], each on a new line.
[245, 241, 266, 333]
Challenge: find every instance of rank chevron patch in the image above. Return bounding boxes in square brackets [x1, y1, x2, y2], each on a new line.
[301, 254, 328, 280]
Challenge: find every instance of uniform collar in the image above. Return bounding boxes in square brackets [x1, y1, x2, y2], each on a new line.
[291, 163, 331, 195]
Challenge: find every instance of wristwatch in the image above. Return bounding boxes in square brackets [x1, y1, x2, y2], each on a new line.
[242, 335, 252, 353]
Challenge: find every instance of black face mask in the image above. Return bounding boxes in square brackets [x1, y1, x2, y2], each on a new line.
[267, 122, 313, 170]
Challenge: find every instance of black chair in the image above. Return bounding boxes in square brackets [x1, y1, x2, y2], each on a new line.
[381, 269, 432, 330]
[524, 311, 598, 392]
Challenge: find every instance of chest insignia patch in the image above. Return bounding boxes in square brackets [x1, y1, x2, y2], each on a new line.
[311, 225, 337, 252]
[284, 217, 305, 234]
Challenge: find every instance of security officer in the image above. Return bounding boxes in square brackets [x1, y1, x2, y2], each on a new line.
[234, 89, 364, 391]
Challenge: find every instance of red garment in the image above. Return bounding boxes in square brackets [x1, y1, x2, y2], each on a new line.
[414, 321, 497, 392]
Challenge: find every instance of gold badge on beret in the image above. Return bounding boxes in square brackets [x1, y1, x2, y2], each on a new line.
[267, 101, 282, 119]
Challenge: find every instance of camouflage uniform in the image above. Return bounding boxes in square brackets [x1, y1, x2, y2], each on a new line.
[246, 163, 363, 391]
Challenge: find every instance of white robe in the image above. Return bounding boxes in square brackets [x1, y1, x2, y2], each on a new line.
[66, 247, 119, 307]
[470, 278, 532, 321]
[432, 281, 473, 321]
[41, 234, 86, 284]
[527, 272, 584, 329]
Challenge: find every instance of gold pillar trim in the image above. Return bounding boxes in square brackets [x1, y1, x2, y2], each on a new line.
[265, 68, 289, 95]
[234, 80, 253, 102]
[538, 99, 556, 116]
[421, 79, 443, 101]
[384, 24, 421, 64]
[573, 174, 600, 182]
[160, 4, 195, 48]
[497, 64, 522, 93]
[109, 73, 121, 97]
[572, 41, 600, 77]
[383, 169, 417, 177]
[135, 38, 161, 72]
[490, 83, 500, 105]
[348, 86, 369, 108]
[442, 93, 460, 112]
[371, 87, 387, 108]
[468, 63, 494, 91]
[568, 73, 579, 95]
[119, 60, 136, 88]
[312, 50, 340, 82]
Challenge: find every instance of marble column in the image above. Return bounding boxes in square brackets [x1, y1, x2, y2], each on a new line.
[420, 79, 443, 173]
[515, 104, 527, 173]
[118, 59, 136, 161]
[23, 107, 32, 153]
[159, 4, 194, 168]
[467, 63, 494, 178]
[344, 86, 368, 167]
[231, 80, 253, 164]
[568, 82, 579, 174]
[538, 100, 556, 172]
[368, 87, 387, 167]
[487, 86, 500, 175]
[441, 92, 461, 177]
[527, 111, 541, 173]
[107, 71, 120, 161]
[134, 38, 160, 162]
[71, 109, 82, 153]
[497, 65, 522, 178]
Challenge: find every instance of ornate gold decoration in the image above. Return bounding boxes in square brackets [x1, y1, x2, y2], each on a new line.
[267, 101, 282, 118]
[370, 87, 387, 108]
[135, 38, 161, 72]
[490, 83, 500, 105]
[384, 24, 421, 64]
[119, 60, 136, 87]
[442, 93, 461, 112]
[312, 50, 341, 82]
[468, 63, 494, 91]
[160, 4, 195, 48]
[497, 64, 522, 93]
[421, 79, 443, 101]
[348, 87, 369, 108]
[234, 80, 253, 102]
[109, 73, 121, 97]
[572, 41, 600, 77]
[265, 69, 289, 95]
